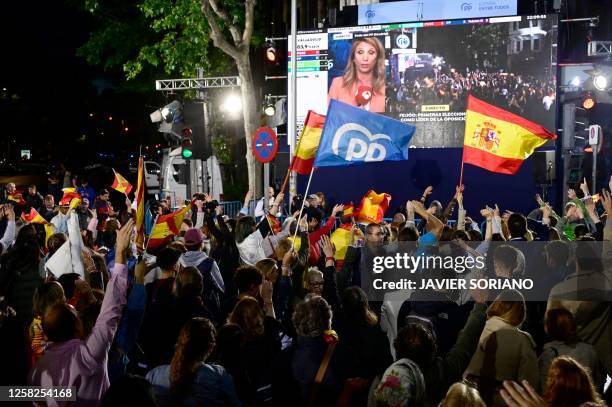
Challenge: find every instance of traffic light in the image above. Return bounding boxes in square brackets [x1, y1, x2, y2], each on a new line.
[265, 40, 278, 64]
[181, 127, 193, 159]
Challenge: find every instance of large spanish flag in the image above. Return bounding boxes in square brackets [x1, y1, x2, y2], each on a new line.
[147, 205, 191, 249]
[59, 188, 82, 209]
[290, 111, 326, 174]
[463, 95, 556, 175]
[111, 169, 133, 195]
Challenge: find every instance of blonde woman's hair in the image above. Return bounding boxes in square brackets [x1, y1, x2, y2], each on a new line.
[342, 37, 386, 94]
[441, 382, 486, 407]
[486, 289, 526, 327]
[303, 267, 323, 291]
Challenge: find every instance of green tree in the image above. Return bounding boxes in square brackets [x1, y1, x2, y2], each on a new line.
[78, 0, 262, 193]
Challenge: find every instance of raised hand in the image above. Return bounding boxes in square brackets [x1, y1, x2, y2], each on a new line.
[406, 201, 415, 220]
[331, 204, 344, 217]
[115, 218, 134, 265]
[567, 188, 577, 200]
[535, 194, 544, 206]
[319, 235, 335, 258]
[215, 205, 223, 216]
[499, 380, 546, 407]
[480, 207, 493, 220]
[580, 177, 590, 195]
[422, 185, 433, 200]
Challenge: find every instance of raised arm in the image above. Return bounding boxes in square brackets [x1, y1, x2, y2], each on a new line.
[82, 219, 133, 366]
[412, 200, 444, 240]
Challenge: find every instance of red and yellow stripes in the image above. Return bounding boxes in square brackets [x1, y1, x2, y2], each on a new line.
[463, 95, 556, 175]
[111, 169, 133, 195]
[291, 111, 326, 175]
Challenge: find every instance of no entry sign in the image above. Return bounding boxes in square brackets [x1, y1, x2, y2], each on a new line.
[252, 127, 278, 163]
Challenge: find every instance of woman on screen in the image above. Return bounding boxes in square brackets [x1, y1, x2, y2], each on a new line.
[328, 36, 386, 112]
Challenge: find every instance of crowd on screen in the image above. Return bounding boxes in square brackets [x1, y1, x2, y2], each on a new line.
[0, 168, 611, 406]
[387, 69, 556, 122]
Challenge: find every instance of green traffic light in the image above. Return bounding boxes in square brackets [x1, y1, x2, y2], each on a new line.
[182, 149, 193, 158]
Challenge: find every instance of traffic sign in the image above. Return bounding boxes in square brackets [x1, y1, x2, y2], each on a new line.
[252, 127, 278, 163]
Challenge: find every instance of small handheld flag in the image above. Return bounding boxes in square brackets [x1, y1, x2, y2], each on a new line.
[291, 111, 326, 175]
[21, 208, 47, 224]
[111, 169, 133, 195]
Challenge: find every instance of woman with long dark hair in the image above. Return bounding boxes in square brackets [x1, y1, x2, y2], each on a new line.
[146, 317, 240, 406]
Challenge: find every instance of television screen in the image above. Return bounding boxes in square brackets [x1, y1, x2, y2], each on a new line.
[291, 14, 558, 148]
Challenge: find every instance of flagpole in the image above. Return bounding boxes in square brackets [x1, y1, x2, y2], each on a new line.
[459, 159, 465, 189]
[291, 166, 315, 251]
[143, 214, 159, 254]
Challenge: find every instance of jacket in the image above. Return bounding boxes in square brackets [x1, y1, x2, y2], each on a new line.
[28, 263, 128, 406]
[465, 317, 539, 406]
[147, 362, 241, 407]
[539, 340, 605, 392]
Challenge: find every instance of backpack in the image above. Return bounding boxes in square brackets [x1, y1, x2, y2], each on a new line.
[195, 257, 223, 324]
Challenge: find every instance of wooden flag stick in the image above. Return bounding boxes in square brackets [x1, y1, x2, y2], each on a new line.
[290, 166, 315, 251]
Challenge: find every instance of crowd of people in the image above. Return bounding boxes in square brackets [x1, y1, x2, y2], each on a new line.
[0, 171, 610, 406]
[386, 69, 556, 124]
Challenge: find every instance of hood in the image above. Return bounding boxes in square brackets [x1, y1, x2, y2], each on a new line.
[179, 251, 209, 267]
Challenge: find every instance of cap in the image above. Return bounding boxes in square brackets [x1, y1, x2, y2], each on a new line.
[184, 228, 204, 245]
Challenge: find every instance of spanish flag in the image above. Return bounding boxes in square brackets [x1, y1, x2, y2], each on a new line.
[21, 208, 47, 224]
[147, 205, 191, 249]
[59, 188, 82, 209]
[355, 190, 391, 225]
[266, 213, 282, 234]
[7, 193, 26, 206]
[330, 222, 364, 261]
[135, 157, 146, 252]
[291, 111, 326, 174]
[340, 202, 355, 222]
[111, 169, 133, 195]
[463, 95, 556, 175]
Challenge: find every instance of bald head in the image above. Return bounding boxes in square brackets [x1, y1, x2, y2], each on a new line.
[43, 303, 83, 342]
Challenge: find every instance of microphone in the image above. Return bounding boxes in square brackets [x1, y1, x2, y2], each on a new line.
[355, 85, 373, 106]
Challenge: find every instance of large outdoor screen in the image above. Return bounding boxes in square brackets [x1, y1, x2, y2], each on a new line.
[290, 14, 558, 148]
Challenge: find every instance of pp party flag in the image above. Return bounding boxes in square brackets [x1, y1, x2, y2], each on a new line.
[59, 188, 82, 209]
[314, 99, 415, 167]
[291, 111, 326, 174]
[147, 205, 191, 249]
[7, 193, 26, 206]
[355, 190, 391, 224]
[463, 95, 556, 175]
[111, 169, 133, 195]
[21, 208, 47, 224]
[135, 157, 146, 252]
[330, 222, 364, 261]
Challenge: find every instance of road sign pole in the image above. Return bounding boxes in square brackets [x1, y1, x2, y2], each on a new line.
[264, 163, 270, 211]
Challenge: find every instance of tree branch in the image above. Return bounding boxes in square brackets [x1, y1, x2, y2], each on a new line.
[201, 0, 240, 60]
[208, 0, 242, 45]
[241, 0, 256, 47]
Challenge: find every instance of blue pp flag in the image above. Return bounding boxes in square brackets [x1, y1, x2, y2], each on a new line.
[314, 99, 416, 167]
